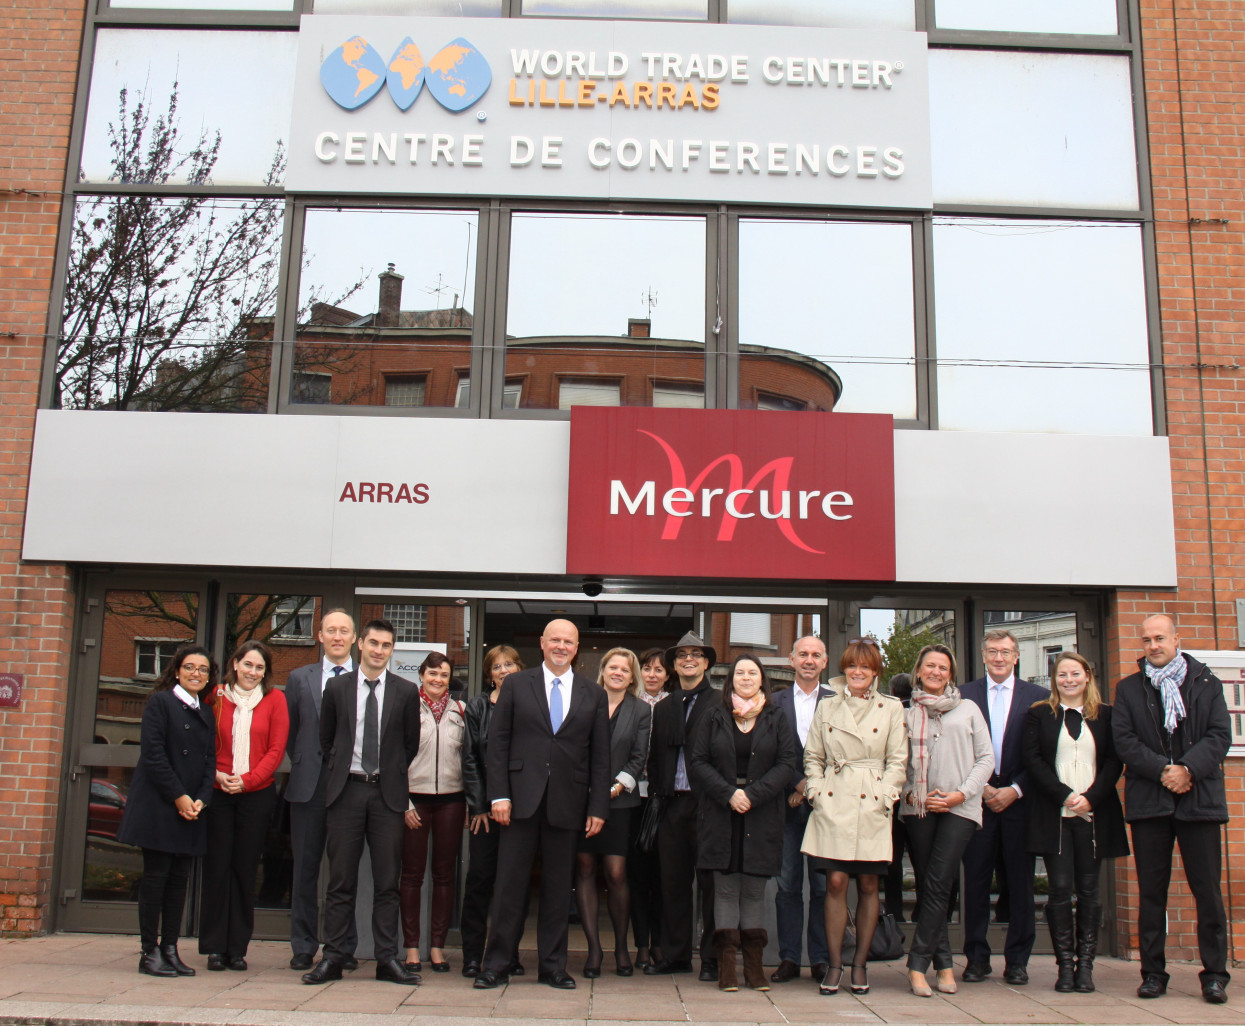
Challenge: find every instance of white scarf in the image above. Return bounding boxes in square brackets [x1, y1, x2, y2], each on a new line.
[1143, 652, 1188, 735]
[226, 684, 265, 776]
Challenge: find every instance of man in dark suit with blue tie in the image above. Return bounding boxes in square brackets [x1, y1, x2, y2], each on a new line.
[284, 609, 358, 972]
[473, 619, 611, 991]
[302, 618, 422, 986]
[769, 636, 834, 984]
[959, 628, 1048, 985]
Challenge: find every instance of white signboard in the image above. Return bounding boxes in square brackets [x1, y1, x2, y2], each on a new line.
[1184, 650, 1245, 757]
[287, 16, 932, 207]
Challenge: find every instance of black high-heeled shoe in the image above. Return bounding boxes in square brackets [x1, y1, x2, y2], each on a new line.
[615, 951, 634, 977]
[818, 964, 843, 995]
[849, 964, 869, 995]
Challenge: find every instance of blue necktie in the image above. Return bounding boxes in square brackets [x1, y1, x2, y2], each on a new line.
[332, 665, 346, 676]
[550, 677, 564, 733]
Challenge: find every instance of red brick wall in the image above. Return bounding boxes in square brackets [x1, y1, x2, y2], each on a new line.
[1110, 0, 1245, 966]
[0, 0, 84, 934]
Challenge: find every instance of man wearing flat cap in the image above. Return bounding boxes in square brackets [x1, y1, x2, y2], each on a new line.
[644, 632, 719, 980]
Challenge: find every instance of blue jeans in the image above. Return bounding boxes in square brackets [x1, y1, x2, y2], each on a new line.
[775, 801, 827, 966]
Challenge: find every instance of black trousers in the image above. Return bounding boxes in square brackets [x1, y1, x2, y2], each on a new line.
[138, 848, 193, 950]
[656, 793, 715, 964]
[288, 766, 357, 958]
[904, 812, 976, 973]
[962, 804, 1035, 967]
[627, 795, 662, 954]
[1130, 816, 1229, 983]
[198, 784, 277, 957]
[1045, 817, 1099, 910]
[482, 793, 578, 976]
[460, 820, 501, 964]
[324, 778, 405, 962]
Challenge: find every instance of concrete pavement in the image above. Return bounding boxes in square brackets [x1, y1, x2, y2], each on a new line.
[0, 934, 1235, 1026]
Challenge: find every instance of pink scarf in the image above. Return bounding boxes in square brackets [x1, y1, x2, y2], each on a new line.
[908, 686, 961, 816]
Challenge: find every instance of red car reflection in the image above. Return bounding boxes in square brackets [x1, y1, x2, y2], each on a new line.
[88, 779, 127, 840]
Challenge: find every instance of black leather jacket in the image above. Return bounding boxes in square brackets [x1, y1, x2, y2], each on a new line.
[462, 691, 494, 816]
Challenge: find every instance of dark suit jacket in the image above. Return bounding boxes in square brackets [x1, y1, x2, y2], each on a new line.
[285, 661, 331, 804]
[605, 693, 651, 811]
[648, 678, 717, 796]
[319, 670, 421, 814]
[772, 681, 835, 794]
[961, 675, 1048, 801]
[1021, 702, 1128, 858]
[485, 666, 611, 830]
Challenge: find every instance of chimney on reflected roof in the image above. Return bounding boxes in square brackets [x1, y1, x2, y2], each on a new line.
[378, 263, 404, 327]
[627, 318, 651, 338]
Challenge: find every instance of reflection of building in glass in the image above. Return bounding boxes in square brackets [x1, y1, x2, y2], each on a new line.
[897, 608, 957, 647]
[291, 266, 842, 410]
[983, 610, 1077, 688]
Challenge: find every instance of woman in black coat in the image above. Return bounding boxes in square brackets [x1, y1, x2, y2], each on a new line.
[1022, 651, 1128, 995]
[458, 644, 524, 978]
[116, 644, 217, 978]
[690, 654, 799, 992]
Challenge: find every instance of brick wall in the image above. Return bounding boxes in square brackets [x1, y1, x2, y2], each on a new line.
[0, 0, 84, 934]
[1110, 0, 1245, 966]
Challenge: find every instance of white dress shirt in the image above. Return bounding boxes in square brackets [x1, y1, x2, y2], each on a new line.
[173, 683, 200, 709]
[987, 672, 1022, 797]
[542, 662, 575, 726]
[793, 681, 821, 748]
[350, 669, 386, 774]
[320, 655, 353, 695]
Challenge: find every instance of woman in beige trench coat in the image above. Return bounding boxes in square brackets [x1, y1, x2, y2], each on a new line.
[801, 639, 907, 996]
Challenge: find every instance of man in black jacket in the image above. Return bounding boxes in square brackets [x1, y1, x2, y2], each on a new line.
[1113, 613, 1231, 1005]
[643, 631, 719, 981]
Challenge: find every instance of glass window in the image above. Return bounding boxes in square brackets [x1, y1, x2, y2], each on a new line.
[929, 50, 1138, 210]
[111, 0, 293, 8]
[313, 0, 501, 12]
[652, 383, 703, 408]
[738, 219, 915, 418]
[384, 603, 428, 644]
[292, 371, 332, 404]
[362, 601, 471, 689]
[981, 610, 1078, 688]
[729, 611, 772, 647]
[933, 218, 1152, 434]
[81, 30, 296, 186]
[295, 209, 478, 408]
[271, 596, 315, 641]
[934, 0, 1118, 35]
[521, 0, 706, 18]
[59, 195, 280, 412]
[706, 607, 823, 687]
[558, 379, 621, 409]
[505, 212, 706, 410]
[859, 607, 957, 690]
[728, 0, 914, 29]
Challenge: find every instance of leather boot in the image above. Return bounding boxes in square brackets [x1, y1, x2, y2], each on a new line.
[713, 929, 740, 991]
[1074, 903, 1100, 993]
[1046, 900, 1076, 993]
[739, 928, 770, 991]
[159, 943, 196, 976]
[139, 946, 178, 977]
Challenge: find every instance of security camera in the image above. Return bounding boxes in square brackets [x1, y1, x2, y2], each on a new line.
[582, 579, 603, 598]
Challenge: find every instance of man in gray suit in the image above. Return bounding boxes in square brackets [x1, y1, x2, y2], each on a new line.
[285, 608, 358, 971]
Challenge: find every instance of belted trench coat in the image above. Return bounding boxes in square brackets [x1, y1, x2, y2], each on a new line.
[800, 688, 908, 864]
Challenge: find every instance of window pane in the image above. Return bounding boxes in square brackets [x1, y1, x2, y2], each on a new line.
[506, 213, 705, 410]
[729, 0, 913, 29]
[360, 601, 471, 689]
[930, 50, 1138, 209]
[295, 209, 478, 407]
[981, 610, 1077, 689]
[707, 607, 823, 687]
[59, 195, 279, 412]
[935, 0, 1118, 35]
[522, 0, 706, 18]
[933, 219, 1152, 434]
[111, 0, 293, 8]
[81, 29, 296, 186]
[652, 384, 703, 408]
[738, 219, 915, 418]
[558, 380, 621, 409]
[313, 0, 501, 11]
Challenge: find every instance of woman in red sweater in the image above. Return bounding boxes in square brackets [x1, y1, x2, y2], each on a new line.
[198, 640, 289, 971]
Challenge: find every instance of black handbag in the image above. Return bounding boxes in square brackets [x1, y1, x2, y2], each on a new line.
[842, 908, 906, 963]
[636, 794, 665, 853]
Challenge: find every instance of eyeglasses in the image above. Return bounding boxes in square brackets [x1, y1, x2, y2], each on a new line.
[985, 648, 1017, 658]
[848, 637, 879, 647]
[674, 649, 706, 660]
[181, 665, 211, 677]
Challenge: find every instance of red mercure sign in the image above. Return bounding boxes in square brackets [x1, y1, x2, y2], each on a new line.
[566, 408, 895, 580]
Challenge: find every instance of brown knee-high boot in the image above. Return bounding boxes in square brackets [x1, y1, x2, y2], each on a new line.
[713, 929, 740, 991]
[739, 929, 770, 991]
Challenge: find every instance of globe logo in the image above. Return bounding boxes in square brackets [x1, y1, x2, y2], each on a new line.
[320, 35, 492, 113]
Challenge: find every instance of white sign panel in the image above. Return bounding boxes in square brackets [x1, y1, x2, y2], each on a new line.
[23, 411, 1175, 589]
[287, 16, 932, 207]
[1183, 650, 1245, 757]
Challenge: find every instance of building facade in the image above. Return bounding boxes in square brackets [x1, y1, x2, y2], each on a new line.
[1, 0, 1242, 967]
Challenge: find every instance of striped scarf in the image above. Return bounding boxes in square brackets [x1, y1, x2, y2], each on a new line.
[1143, 652, 1187, 735]
[908, 686, 961, 816]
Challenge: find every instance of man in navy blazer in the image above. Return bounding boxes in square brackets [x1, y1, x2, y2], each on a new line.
[473, 619, 610, 990]
[959, 628, 1048, 985]
[284, 609, 358, 972]
[769, 636, 835, 984]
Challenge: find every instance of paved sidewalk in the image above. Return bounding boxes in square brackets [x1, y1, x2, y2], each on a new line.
[0, 934, 1234, 1026]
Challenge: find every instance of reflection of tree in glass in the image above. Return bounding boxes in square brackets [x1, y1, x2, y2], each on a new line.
[58, 85, 364, 411]
[875, 618, 945, 691]
[106, 591, 311, 657]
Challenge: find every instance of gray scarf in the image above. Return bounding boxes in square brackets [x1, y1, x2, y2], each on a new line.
[1143, 652, 1187, 735]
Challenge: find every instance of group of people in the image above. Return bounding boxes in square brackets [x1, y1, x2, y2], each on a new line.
[115, 611, 1231, 1005]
